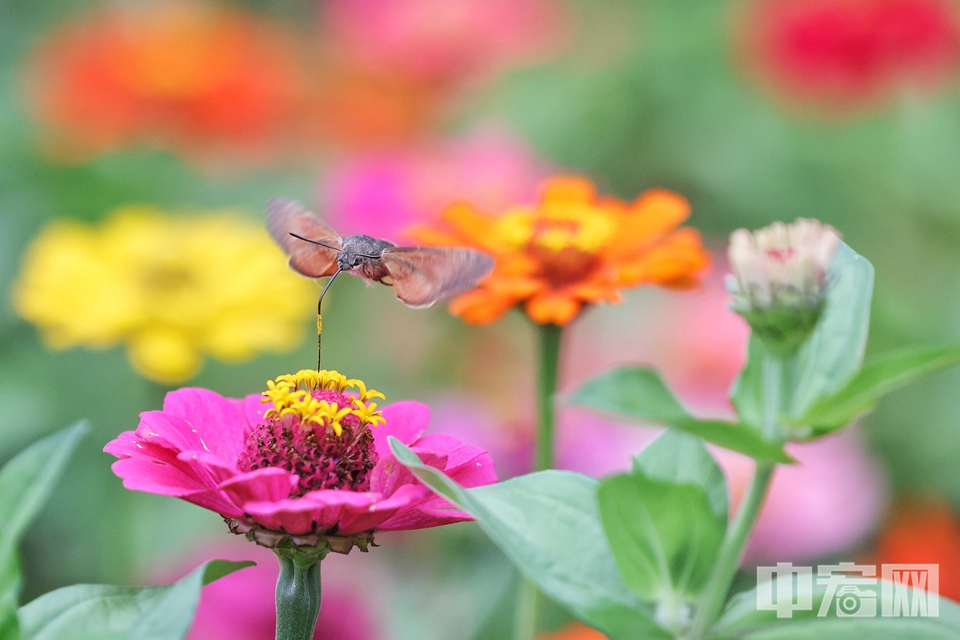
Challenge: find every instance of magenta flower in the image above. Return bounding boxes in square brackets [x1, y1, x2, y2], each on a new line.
[105, 369, 497, 552]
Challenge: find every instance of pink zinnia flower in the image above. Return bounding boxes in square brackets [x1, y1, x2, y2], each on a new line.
[322, 0, 569, 81]
[736, 0, 960, 113]
[320, 130, 551, 244]
[105, 369, 497, 552]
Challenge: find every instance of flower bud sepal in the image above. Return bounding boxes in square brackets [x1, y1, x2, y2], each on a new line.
[730, 294, 825, 358]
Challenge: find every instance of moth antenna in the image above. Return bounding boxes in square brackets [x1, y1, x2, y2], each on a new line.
[316, 268, 341, 371]
[290, 232, 340, 251]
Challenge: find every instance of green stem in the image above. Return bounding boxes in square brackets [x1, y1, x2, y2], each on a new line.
[513, 323, 563, 640]
[686, 461, 775, 638]
[686, 354, 786, 638]
[275, 550, 322, 640]
[535, 323, 563, 472]
[512, 578, 540, 640]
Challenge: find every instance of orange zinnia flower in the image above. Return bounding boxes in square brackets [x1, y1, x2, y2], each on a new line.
[537, 622, 608, 640]
[21, 1, 308, 163]
[867, 495, 960, 603]
[408, 176, 710, 325]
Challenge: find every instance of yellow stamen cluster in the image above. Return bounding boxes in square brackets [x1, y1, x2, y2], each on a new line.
[261, 369, 385, 437]
[494, 205, 615, 254]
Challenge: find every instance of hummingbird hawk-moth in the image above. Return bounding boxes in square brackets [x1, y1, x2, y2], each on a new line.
[266, 199, 495, 368]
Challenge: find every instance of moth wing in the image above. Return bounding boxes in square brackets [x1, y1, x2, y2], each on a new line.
[265, 198, 343, 278]
[380, 247, 495, 308]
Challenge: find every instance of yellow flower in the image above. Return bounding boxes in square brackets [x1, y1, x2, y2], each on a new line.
[11, 206, 316, 383]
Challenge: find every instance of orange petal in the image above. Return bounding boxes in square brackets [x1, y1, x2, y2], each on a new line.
[569, 280, 623, 303]
[495, 253, 541, 277]
[524, 290, 582, 325]
[439, 201, 502, 252]
[486, 276, 545, 297]
[540, 175, 597, 204]
[449, 288, 520, 325]
[607, 189, 692, 261]
[615, 228, 710, 286]
[404, 224, 463, 246]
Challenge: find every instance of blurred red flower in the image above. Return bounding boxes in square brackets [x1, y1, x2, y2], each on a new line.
[867, 495, 960, 602]
[736, 0, 960, 112]
[22, 1, 309, 163]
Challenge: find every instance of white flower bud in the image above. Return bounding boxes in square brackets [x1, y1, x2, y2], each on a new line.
[727, 219, 841, 353]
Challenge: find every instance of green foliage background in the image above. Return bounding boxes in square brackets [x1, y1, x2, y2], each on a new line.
[2, 0, 960, 637]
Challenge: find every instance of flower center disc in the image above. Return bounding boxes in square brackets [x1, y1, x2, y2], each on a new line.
[237, 370, 386, 497]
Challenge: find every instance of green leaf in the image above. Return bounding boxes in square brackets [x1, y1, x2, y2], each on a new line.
[787, 242, 875, 417]
[715, 577, 960, 639]
[791, 344, 960, 437]
[597, 471, 724, 602]
[632, 429, 728, 522]
[18, 560, 255, 640]
[388, 438, 671, 640]
[0, 422, 89, 640]
[569, 366, 790, 462]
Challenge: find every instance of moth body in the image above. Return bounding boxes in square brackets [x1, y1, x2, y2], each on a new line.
[338, 235, 397, 282]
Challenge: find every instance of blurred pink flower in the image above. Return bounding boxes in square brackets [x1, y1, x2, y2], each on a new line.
[322, 0, 569, 81]
[320, 130, 551, 243]
[425, 396, 652, 480]
[105, 371, 496, 547]
[720, 428, 887, 565]
[566, 264, 747, 416]
[736, 0, 960, 112]
[179, 544, 380, 640]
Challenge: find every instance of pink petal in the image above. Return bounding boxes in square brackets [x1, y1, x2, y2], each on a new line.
[244, 491, 385, 534]
[376, 502, 473, 531]
[111, 457, 208, 496]
[231, 393, 270, 431]
[243, 498, 325, 534]
[328, 484, 429, 535]
[219, 468, 298, 506]
[104, 430, 143, 458]
[368, 449, 445, 496]
[161, 388, 248, 463]
[373, 401, 431, 457]
[136, 411, 206, 452]
[176, 450, 239, 486]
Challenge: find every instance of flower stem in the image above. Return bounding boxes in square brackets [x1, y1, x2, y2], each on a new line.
[535, 322, 563, 471]
[686, 461, 774, 638]
[513, 323, 563, 640]
[275, 549, 322, 640]
[686, 354, 785, 638]
[513, 577, 540, 640]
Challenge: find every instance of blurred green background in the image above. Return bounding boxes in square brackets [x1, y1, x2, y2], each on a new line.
[3, 0, 960, 638]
